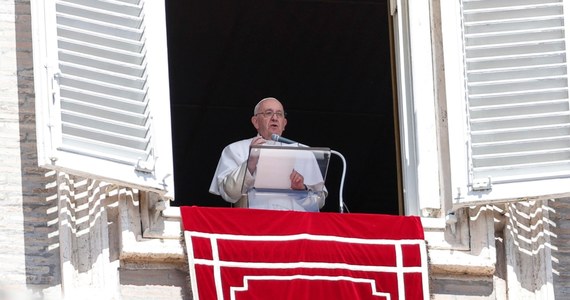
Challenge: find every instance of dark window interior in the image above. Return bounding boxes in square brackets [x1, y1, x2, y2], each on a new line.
[166, 0, 400, 214]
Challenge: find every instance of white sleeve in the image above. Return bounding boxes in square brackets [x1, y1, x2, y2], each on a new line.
[217, 162, 255, 203]
[306, 184, 328, 209]
[209, 138, 254, 203]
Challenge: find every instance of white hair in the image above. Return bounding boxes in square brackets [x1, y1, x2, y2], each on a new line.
[253, 97, 278, 115]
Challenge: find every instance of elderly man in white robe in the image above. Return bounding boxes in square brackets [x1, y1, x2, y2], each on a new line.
[209, 97, 327, 211]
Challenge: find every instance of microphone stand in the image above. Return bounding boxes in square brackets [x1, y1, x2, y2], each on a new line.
[331, 150, 347, 213]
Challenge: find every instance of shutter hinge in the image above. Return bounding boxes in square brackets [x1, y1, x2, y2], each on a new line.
[47, 65, 61, 104]
[472, 177, 492, 191]
[135, 158, 156, 173]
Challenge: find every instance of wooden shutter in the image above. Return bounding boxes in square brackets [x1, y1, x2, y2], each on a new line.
[32, 0, 175, 198]
[447, 0, 570, 205]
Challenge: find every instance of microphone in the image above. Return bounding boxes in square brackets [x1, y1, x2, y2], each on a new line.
[271, 133, 298, 144]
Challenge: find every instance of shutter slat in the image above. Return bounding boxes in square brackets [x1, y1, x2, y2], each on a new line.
[58, 39, 145, 65]
[61, 0, 143, 15]
[468, 63, 566, 82]
[473, 147, 570, 161]
[463, 3, 562, 21]
[60, 86, 147, 114]
[468, 62, 565, 75]
[59, 76, 147, 101]
[468, 87, 568, 99]
[60, 136, 148, 165]
[466, 40, 565, 59]
[471, 113, 570, 129]
[61, 97, 149, 126]
[466, 31, 564, 47]
[469, 90, 567, 107]
[473, 136, 570, 154]
[57, 25, 144, 53]
[472, 161, 570, 182]
[58, 51, 145, 76]
[56, 14, 143, 40]
[470, 99, 567, 111]
[467, 51, 565, 70]
[467, 17, 563, 36]
[468, 87, 567, 100]
[468, 75, 567, 88]
[470, 101, 567, 120]
[471, 125, 570, 144]
[463, 2, 561, 13]
[57, 1, 143, 28]
[60, 63, 146, 89]
[62, 121, 150, 150]
[62, 108, 149, 138]
[465, 26, 564, 39]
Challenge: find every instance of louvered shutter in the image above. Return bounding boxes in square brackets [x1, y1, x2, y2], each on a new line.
[31, 0, 175, 199]
[445, 0, 570, 206]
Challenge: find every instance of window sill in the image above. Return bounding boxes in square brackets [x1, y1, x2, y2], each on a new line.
[120, 235, 185, 263]
[428, 248, 495, 276]
[421, 206, 497, 276]
[119, 195, 185, 264]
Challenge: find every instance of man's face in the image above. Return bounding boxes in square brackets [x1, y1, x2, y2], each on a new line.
[251, 98, 287, 140]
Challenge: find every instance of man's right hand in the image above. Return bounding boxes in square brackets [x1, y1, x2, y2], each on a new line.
[250, 135, 266, 146]
[247, 136, 266, 174]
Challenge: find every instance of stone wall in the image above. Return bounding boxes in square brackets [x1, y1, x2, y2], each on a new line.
[0, 1, 62, 298]
[550, 198, 570, 298]
[0, 0, 28, 292]
[1, 1, 191, 299]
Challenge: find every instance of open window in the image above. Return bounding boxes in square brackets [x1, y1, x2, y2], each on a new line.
[31, 0, 175, 198]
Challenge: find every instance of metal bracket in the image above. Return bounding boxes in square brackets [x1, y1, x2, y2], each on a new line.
[472, 177, 492, 191]
[135, 157, 156, 173]
[140, 192, 179, 239]
[446, 211, 458, 235]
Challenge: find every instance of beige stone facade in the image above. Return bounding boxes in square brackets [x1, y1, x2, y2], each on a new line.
[1, 1, 569, 299]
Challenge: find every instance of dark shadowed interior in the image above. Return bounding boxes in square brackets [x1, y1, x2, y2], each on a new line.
[165, 0, 399, 214]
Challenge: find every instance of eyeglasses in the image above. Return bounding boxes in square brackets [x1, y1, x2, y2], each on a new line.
[255, 110, 287, 119]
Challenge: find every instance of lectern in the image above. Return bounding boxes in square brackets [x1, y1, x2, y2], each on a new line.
[242, 145, 331, 211]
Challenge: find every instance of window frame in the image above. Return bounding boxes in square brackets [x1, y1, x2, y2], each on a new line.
[392, 0, 443, 217]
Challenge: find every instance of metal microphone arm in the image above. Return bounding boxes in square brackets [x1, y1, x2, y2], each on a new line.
[331, 149, 347, 213]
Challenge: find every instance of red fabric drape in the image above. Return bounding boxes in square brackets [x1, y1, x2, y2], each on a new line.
[182, 206, 428, 300]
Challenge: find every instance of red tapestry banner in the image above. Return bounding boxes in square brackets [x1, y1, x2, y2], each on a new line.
[181, 206, 428, 300]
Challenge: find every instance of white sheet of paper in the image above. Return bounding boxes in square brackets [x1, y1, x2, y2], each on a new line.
[253, 148, 296, 190]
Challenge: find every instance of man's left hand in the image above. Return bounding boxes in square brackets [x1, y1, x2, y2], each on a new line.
[290, 169, 305, 190]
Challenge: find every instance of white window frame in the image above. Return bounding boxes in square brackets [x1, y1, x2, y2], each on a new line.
[30, 0, 175, 199]
[392, 0, 443, 217]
